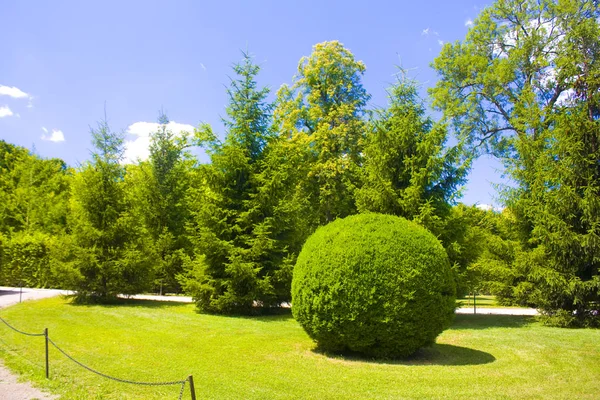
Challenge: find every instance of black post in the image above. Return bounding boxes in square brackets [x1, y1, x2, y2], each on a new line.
[44, 328, 49, 379]
[188, 375, 196, 400]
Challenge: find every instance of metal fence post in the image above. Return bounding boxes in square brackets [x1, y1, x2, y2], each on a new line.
[188, 375, 196, 400]
[44, 328, 49, 379]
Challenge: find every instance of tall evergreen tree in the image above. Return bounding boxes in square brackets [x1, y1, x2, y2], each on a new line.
[129, 113, 192, 293]
[357, 72, 469, 231]
[69, 119, 153, 301]
[356, 73, 471, 293]
[182, 52, 276, 313]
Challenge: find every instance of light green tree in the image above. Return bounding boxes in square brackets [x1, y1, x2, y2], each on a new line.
[0, 140, 72, 288]
[0, 141, 70, 236]
[273, 40, 370, 226]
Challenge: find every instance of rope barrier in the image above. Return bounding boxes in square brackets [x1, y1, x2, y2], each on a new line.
[0, 315, 45, 337]
[47, 337, 187, 399]
[47, 337, 186, 387]
[0, 314, 192, 400]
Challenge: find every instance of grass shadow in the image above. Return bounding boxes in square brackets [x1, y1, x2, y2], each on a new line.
[65, 296, 295, 322]
[313, 343, 496, 366]
[65, 297, 191, 310]
[452, 314, 536, 330]
[201, 307, 295, 323]
[0, 289, 22, 296]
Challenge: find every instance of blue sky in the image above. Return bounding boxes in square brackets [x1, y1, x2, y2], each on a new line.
[0, 0, 506, 207]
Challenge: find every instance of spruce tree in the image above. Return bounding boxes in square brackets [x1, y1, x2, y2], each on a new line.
[69, 119, 153, 301]
[183, 52, 276, 313]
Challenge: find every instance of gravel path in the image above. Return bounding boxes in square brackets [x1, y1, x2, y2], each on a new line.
[456, 306, 539, 315]
[0, 287, 64, 400]
[0, 287, 69, 309]
[0, 362, 58, 400]
[3, 288, 540, 315]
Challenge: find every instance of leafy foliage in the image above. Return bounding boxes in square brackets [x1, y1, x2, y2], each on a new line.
[0, 141, 70, 236]
[0, 231, 52, 287]
[0, 141, 72, 287]
[272, 40, 370, 226]
[431, 0, 600, 326]
[465, 207, 536, 306]
[292, 213, 456, 358]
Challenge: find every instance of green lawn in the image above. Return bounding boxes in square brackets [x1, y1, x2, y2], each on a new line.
[1, 297, 599, 399]
[457, 295, 525, 309]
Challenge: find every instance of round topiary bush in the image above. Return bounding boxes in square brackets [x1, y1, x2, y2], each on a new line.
[292, 213, 456, 358]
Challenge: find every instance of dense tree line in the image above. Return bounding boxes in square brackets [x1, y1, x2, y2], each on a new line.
[0, 0, 598, 326]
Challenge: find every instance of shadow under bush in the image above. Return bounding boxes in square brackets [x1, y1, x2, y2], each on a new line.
[312, 343, 496, 366]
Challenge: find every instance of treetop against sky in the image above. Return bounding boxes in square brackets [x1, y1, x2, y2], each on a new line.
[0, 0, 504, 207]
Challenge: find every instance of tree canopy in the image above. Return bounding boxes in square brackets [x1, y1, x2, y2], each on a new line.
[431, 0, 600, 326]
[1, 6, 598, 325]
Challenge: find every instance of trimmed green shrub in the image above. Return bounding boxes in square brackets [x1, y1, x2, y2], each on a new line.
[292, 213, 456, 358]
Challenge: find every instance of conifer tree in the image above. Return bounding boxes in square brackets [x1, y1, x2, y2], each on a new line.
[183, 52, 276, 313]
[129, 113, 192, 293]
[69, 119, 153, 301]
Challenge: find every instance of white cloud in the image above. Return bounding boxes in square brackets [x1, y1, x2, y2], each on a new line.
[0, 85, 29, 99]
[422, 28, 439, 36]
[476, 204, 493, 211]
[0, 105, 14, 118]
[438, 39, 445, 46]
[41, 129, 65, 142]
[200, 63, 207, 71]
[476, 204, 504, 212]
[465, 19, 474, 27]
[123, 121, 195, 164]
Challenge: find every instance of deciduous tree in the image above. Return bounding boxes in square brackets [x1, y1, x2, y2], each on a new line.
[431, 0, 600, 326]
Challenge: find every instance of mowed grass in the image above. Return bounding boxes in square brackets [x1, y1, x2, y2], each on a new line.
[457, 295, 524, 308]
[0, 297, 599, 399]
